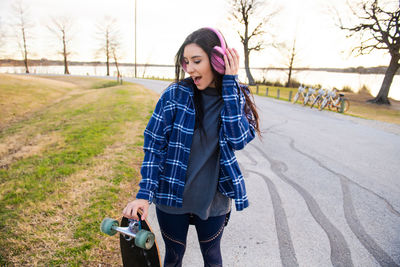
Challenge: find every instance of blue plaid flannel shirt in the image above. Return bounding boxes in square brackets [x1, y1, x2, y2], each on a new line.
[136, 75, 256, 211]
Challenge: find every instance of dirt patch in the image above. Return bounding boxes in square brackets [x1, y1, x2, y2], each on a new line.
[39, 75, 108, 89]
[0, 74, 79, 90]
[0, 131, 62, 168]
[338, 91, 400, 126]
[0, 88, 98, 131]
[345, 91, 400, 111]
[0, 74, 104, 129]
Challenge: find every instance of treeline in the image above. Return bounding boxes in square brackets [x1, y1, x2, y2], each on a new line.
[1, 59, 397, 76]
[0, 59, 171, 68]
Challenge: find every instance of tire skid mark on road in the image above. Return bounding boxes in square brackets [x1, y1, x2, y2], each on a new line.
[263, 121, 399, 218]
[262, 120, 289, 133]
[283, 132, 400, 217]
[278, 133, 400, 267]
[239, 159, 299, 267]
[249, 143, 354, 267]
[341, 178, 400, 267]
[240, 150, 257, 166]
[344, 180, 400, 217]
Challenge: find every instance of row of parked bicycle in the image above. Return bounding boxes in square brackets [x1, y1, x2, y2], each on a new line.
[292, 85, 350, 113]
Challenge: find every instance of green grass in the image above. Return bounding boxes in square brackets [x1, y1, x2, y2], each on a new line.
[249, 84, 295, 102]
[91, 80, 120, 89]
[0, 75, 157, 265]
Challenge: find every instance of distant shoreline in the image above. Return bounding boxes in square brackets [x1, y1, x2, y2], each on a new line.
[0, 58, 398, 75]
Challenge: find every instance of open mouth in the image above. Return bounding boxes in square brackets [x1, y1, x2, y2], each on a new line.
[192, 76, 202, 84]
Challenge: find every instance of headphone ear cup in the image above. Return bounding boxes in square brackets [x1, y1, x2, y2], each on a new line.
[211, 46, 225, 74]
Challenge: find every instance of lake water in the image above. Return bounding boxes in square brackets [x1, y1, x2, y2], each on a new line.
[1, 65, 399, 100]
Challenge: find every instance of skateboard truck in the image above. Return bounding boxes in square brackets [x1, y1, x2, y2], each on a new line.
[100, 217, 155, 250]
[126, 219, 141, 241]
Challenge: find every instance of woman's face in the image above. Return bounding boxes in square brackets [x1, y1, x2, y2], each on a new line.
[183, 43, 215, 90]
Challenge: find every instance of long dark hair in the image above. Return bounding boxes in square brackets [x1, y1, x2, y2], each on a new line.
[174, 28, 261, 139]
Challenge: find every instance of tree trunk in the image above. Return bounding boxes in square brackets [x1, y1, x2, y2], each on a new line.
[22, 27, 29, 74]
[244, 45, 255, 85]
[113, 49, 120, 79]
[23, 51, 29, 74]
[62, 31, 70, 75]
[368, 54, 399, 105]
[287, 67, 292, 87]
[106, 57, 110, 76]
[106, 37, 110, 76]
[242, 18, 255, 85]
[106, 53, 110, 76]
[287, 40, 295, 87]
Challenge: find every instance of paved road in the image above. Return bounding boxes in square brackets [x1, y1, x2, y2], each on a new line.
[121, 77, 400, 267]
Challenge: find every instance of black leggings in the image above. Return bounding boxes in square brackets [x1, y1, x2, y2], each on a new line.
[156, 208, 229, 267]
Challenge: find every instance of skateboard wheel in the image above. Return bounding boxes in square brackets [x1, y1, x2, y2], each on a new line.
[135, 230, 155, 250]
[100, 218, 119, 236]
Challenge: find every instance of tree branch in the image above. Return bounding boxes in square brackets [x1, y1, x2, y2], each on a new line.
[248, 21, 264, 41]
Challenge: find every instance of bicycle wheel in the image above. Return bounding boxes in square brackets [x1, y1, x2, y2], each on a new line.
[303, 95, 309, 106]
[337, 99, 350, 113]
[328, 102, 336, 111]
[319, 98, 327, 111]
[343, 99, 350, 112]
[293, 92, 300, 104]
[310, 96, 319, 108]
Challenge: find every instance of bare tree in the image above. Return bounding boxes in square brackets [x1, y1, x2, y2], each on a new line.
[142, 54, 153, 78]
[110, 41, 122, 81]
[282, 38, 297, 87]
[338, 0, 399, 105]
[228, 0, 279, 85]
[47, 17, 74, 75]
[12, 1, 33, 73]
[95, 17, 120, 76]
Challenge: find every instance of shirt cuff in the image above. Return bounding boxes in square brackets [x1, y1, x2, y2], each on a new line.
[223, 74, 239, 80]
[136, 188, 154, 203]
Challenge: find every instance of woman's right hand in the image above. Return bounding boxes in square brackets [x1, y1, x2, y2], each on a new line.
[122, 199, 150, 221]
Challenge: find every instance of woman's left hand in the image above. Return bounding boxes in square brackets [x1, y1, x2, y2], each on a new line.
[224, 48, 239, 76]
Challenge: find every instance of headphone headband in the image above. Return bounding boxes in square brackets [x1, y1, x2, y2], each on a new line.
[205, 27, 226, 54]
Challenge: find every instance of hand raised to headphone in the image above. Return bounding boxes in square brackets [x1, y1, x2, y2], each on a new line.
[224, 48, 239, 76]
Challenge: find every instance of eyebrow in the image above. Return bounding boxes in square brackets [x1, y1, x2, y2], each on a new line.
[183, 55, 202, 60]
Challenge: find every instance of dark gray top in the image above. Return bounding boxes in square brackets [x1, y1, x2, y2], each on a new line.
[157, 86, 231, 220]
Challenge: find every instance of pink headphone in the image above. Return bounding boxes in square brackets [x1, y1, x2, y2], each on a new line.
[182, 27, 227, 75]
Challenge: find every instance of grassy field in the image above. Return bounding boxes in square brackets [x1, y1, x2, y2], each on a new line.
[0, 74, 159, 265]
[248, 84, 400, 125]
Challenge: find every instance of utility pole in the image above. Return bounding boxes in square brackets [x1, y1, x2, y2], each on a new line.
[134, 0, 137, 78]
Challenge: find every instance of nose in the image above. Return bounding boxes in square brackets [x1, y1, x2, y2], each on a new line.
[186, 62, 195, 73]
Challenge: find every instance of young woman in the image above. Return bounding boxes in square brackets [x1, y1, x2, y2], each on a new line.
[123, 27, 261, 267]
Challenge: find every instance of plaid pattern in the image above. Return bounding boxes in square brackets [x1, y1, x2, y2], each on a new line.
[136, 75, 256, 211]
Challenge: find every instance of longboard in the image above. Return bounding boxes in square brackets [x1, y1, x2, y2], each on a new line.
[101, 213, 161, 267]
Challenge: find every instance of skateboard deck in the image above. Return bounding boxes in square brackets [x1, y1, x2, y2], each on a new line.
[120, 214, 161, 267]
[101, 213, 161, 267]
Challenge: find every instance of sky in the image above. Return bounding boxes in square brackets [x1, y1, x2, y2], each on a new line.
[0, 0, 397, 69]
